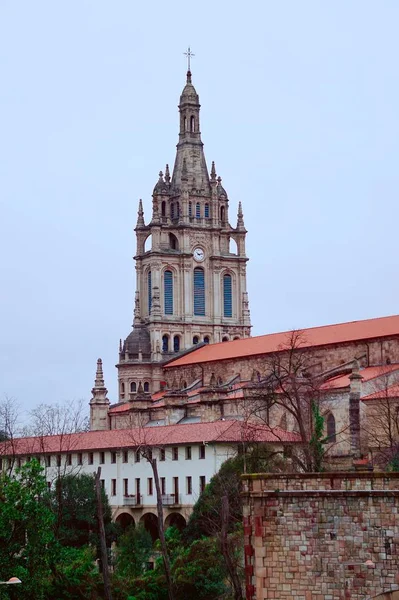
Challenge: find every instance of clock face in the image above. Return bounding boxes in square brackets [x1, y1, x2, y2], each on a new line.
[193, 247, 205, 262]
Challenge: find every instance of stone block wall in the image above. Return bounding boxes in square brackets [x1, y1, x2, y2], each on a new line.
[242, 472, 399, 600]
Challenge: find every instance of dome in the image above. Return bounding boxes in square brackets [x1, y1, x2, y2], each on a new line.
[123, 325, 151, 358]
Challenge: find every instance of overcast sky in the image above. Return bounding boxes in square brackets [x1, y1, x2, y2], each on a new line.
[1, 1, 398, 416]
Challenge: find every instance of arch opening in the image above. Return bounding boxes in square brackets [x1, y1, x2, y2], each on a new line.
[140, 513, 159, 542]
[144, 234, 152, 253]
[229, 237, 238, 255]
[130, 381, 137, 393]
[162, 335, 169, 352]
[165, 512, 187, 531]
[116, 513, 135, 531]
[143, 382, 150, 393]
[169, 233, 178, 250]
[326, 413, 336, 442]
[173, 335, 180, 353]
[193, 336, 199, 345]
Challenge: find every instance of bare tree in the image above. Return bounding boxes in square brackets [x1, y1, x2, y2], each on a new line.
[0, 395, 21, 472]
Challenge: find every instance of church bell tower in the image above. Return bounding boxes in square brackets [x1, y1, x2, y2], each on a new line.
[117, 66, 251, 399]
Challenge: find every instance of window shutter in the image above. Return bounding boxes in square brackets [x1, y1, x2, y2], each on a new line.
[223, 274, 232, 317]
[194, 268, 205, 316]
[164, 270, 173, 314]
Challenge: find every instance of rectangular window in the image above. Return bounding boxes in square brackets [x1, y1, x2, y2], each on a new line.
[195, 202, 201, 219]
[77, 453, 83, 465]
[204, 203, 209, 218]
[67, 454, 72, 466]
[56, 455, 61, 467]
[148, 478, 153, 496]
[186, 476, 192, 495]
[193, 268, 205, 316]
[223, 273, 233, 318]
[185, 446, 192, 460]
[199, 476, 206, 494]
[172, 447, 179, 461]
[123, 451, 128, 463]
[17, 457, 21, 468]
[46, 455, 51, 467]
[111, 479, 116, 496]
[199, 445, 206, 459]
[135, 450, 140, 463]
[100, 479, 105, 489]
[173, 476, 179, 502]
[161, 477, 166, 495]
[100, 452, 105, 464]
[88, 452, 94, 465]
[111, 452, 117, 464]
[160, 448, 165, 461]
[135, 478, 141, 503]
[123, 478, 128, 496]
[164, 270, 173, 315]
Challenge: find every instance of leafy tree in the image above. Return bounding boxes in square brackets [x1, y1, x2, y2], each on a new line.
[0, 460, 54, 600]
[114, 525, 152, 579]
[47, 546, 102, 600]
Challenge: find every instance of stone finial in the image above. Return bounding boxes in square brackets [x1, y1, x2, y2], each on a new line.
[136, 199, 145, 227]
[242, 291, 251, 326]
[210, 161, 217, 182]
[137, 381, 144, 395]
[119, 338, 122, 353]
[165, 164, 171, 183]
[91, 358, 108, 401]
[237, 201, 245, 230]
[133, 290, 141, 325]
[181, 157, 188, 181]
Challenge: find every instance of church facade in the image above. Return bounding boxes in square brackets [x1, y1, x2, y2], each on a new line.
[115, 68, 251, 405]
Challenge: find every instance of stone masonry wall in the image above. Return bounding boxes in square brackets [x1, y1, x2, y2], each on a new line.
[242, 472, 399, 600]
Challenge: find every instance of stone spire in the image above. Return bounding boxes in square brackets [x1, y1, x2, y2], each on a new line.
[171, 70, 210, 194]
[237, 201, 245, 230]
[90, 359, 110, 431]
[164, 163, 171, 183]
[210, 161, 217, 182]
[136, 199, 145, 227]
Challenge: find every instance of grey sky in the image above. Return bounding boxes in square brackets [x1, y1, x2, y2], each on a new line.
[1, 1, 398, 416]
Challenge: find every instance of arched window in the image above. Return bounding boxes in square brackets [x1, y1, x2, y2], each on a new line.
[220, 206, 225, 222]
[190, 116, 195, 132]
[171, 203, 175, 219]
[130, 381, 137, 393]
[148, 271, 152, 313]
[223, 273, 233, 317]
[189, 201, 192, 217]
[162, 335, 169, 352]
[233, 336, 240, 340]
[164, 270, 173, 315]
[183, 381, 187, 389]
[196, 202, 201, 219]
[204, 336, 210, 344]
[193, 336, 199, 345]
[222, 336, 229, 342]
[193, 268, 205, 316]
[173, 335, 180, 352]
[143, 382, 150, 393]
[120, 382, 125, 395]
[176, 202, 180, 218]
[204, 203, 209, 218]
[327, 413, 336, 442]
[161, 201, 166, 217]
[169, 233, 178, 250]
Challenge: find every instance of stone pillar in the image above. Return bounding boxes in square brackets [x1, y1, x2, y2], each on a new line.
[349, 359, 362, 458]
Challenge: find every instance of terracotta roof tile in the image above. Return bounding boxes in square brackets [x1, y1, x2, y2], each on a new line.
[0, 421, 300, 456]
[320, 364, 399, 390]
[362, 383, 399, 401]
[165, 315, 399, 368]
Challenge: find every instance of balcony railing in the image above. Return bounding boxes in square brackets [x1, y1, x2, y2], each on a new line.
[123, 494, 142, 506]
[161, 494, 181, 506]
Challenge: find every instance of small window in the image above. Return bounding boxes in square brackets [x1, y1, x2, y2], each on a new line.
[120, 382, 125, 395]
[88, 452, 94, 465]
[186, 476, 192, 495]
[204, 336, 210, 344]
[160, 448, 165, 461]
[161, 201, 166, 216]
[130, 381, 137, 393]
[172, 447, 179, 461]
[199, 445, 206, 460]
[185, 446, 192, 460]
[100, 452, 105, 465]
[220, 205, 225, 222]
[144, 382, 150, 393]
[189, 201, 192, 217]
[193, 336, 199, 345]
[199, 475, 206, 494]
[135, 450, 140, 463]
[123, 451, 128, 463]
[111, 479, 117, 496]
[204, 203, 209, 218]
[100, 479, 105, 490]
[77, 453, 83, 466]
[161, 477, 166, 495]
[171, 203, 175, 219]
[190, 115, 195, 132]
[111, 452, 117, 464]
[56, 455, 61, 467]
[123, 478, 128, 496]
[222, 336, 229, 342]
[173, 335, 180, 352]
[46, 455, 51, 467]
[327, 413, 336, 443]
[196, 202, 201, 219]
[148, 478, 153, 495]
[162, 334, 169, 352]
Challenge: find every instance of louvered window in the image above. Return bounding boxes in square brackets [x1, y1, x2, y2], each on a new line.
[194, 268, 205, 316]
[164, 270, 173, 314]
[189, 201, 192, 217]
[173, 335, 180, 352]
[171, 203, 175, 219]
[223, 274, 232, 317]
[205, 203, 209, 218]
[148, 271, 152, 312]
[196, 202, 201, 219]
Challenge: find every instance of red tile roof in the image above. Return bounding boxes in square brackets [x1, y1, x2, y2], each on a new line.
[165, 315, 399, 368]
[320, 364, 399, 390]
[362, 384, 399, 401]
[0, 421, 301, 456]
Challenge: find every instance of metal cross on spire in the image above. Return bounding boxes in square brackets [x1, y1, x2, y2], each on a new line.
[184, 46, 195, 71]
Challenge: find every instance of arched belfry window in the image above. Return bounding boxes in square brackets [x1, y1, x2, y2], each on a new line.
[193, 336, 199, 345]
[193, 268, 205, 316]
[162, 335, 169, 352]
[220, 206, 225, 222]
[223, 273, 233, 317]
[190, 116, 195, 132]
[164, 270, 173, 315]
[130, 382, 137, 393]
[173, 335, 180, 352]
[196, 202, 201, 219]
[161, 201, 166, 217]
[326, 413, 336, 442]
[148, 271, 152, 313]
[144, 382, 150, 393]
